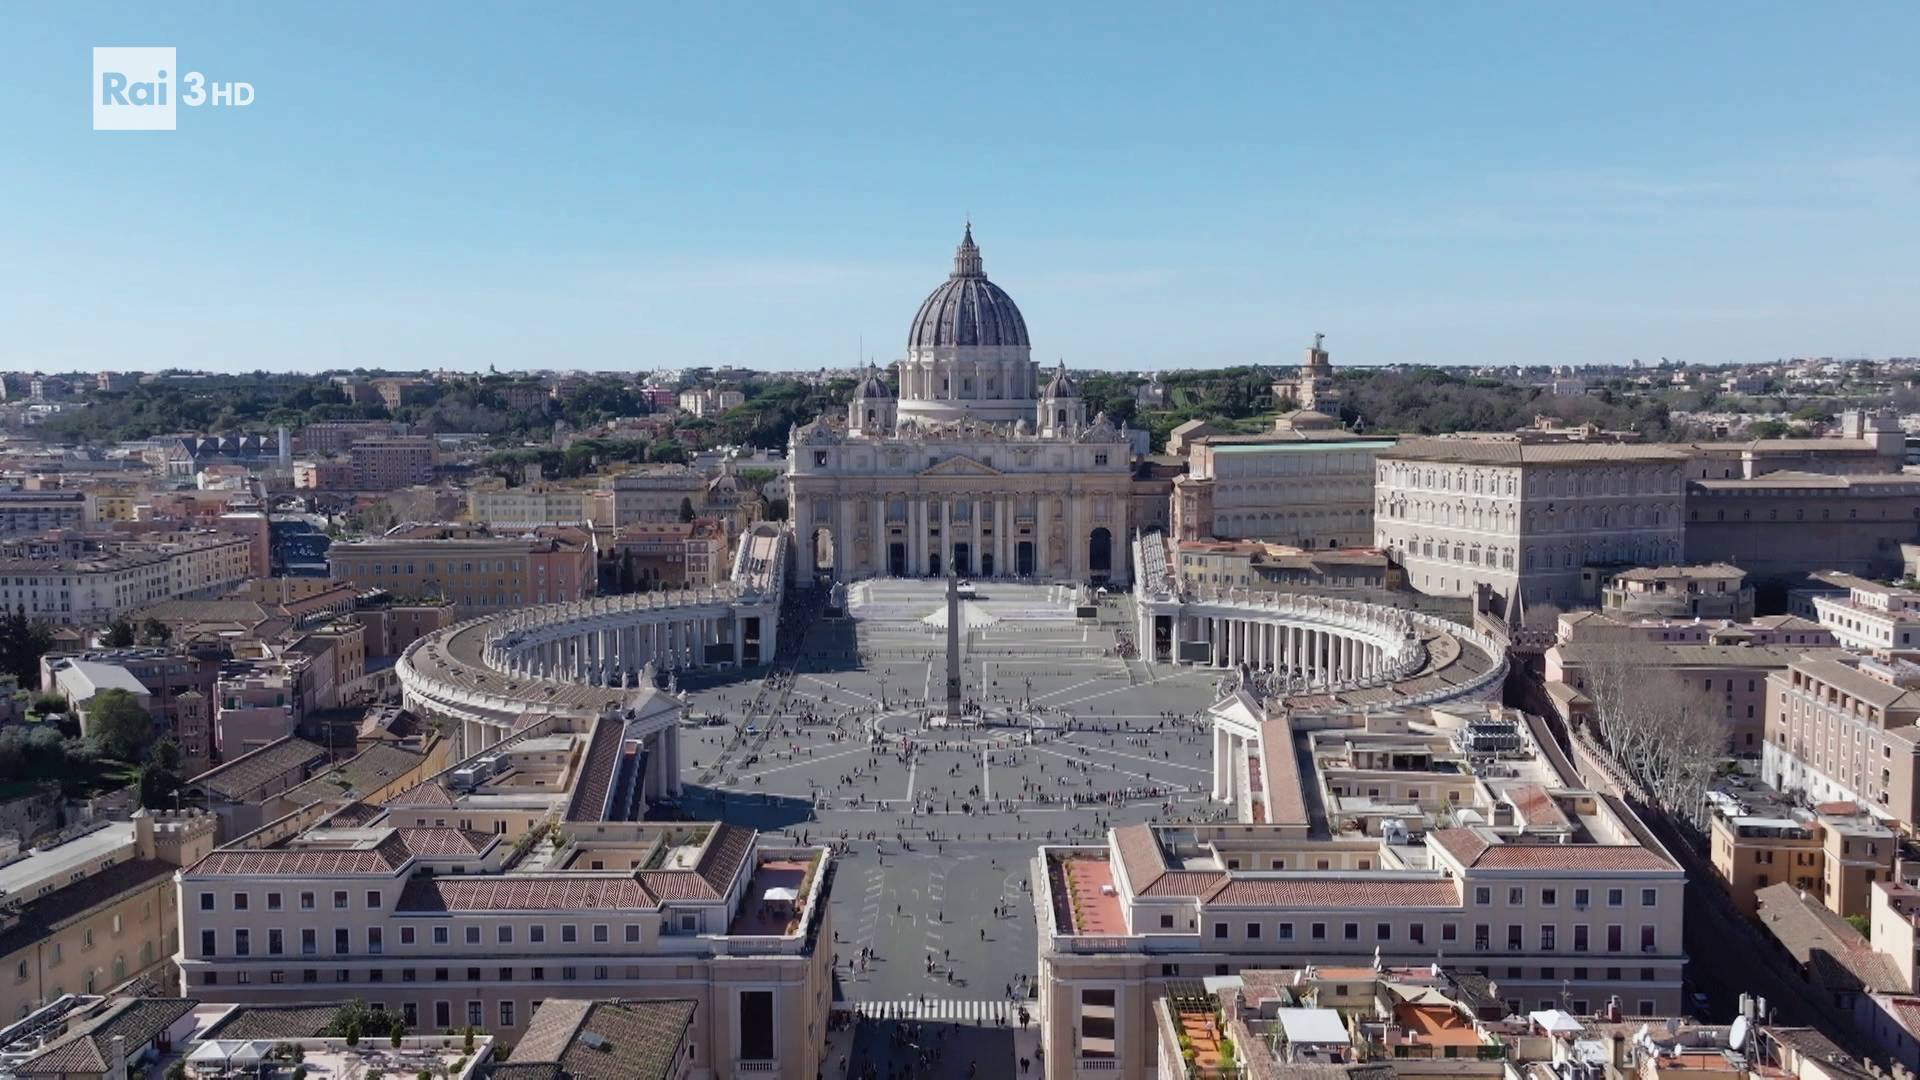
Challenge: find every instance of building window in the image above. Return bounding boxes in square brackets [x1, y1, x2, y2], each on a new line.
[500, 1001, 514, 1028]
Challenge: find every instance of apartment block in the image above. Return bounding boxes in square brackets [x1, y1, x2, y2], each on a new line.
[607, 519, 731, 590]
[1764, 654, 1920, 829]
[0, 532, 253, 625]
[1035, 702, 1685, 1076]
[466, 484, 610, 528]
[328, 525, 592, 617]
[0, 490, 88, 537]
[1806, 573, 1920, 657]
[1707, 789, 1895, 918]
[348, 437, 435, 492]
[176, 710, 833, 1077]
[1601, 563, 1755, 620]
[610, 466, 708, 526]
[0, 811, 215, 1022]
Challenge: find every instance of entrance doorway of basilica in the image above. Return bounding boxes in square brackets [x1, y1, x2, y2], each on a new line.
[1088, 527, 1113, 584]
[929, 553, 942, 577]
[953, 543, 971, 577]
[811, 527, 835, 577]
[889, 542, 907, 577]
[1016, 541, 1035, 577]
[981, 553, 995, 577]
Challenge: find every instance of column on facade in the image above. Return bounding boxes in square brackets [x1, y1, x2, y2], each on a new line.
[1035, 498, 1050, 579]
[872, 496, 886, 577]
[910, 498, 925, 576]
[1212, 725, 1230, 799]
[998, 495, 1011, 577]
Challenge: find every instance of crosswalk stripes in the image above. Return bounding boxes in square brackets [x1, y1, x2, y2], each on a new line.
[840, 999, 1022, 1025]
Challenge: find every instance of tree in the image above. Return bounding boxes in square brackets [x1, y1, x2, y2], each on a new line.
[86, 689, 154, 762]
[140, 617, 172, 645]
[677, 497, 696, 523]
[1580, 648, 1724, 827]
[0, 609, 53, 685]
[138, 738, 184, 809]
[102, 620, 136, 648]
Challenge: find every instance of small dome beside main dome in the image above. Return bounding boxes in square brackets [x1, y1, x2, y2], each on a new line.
[1043, 361, 1079, 399]
[855, 366, 893, 399]
[907, 225, 1031, 351]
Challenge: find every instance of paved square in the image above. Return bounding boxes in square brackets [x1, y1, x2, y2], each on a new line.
[672, 581, 1229, 1074]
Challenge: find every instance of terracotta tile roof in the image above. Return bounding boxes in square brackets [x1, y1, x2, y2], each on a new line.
[504, 999, 696, 1080]
[564, 720, 624, 822]
[282, 742, 429, 805]
[1428, 828, 1493, 866]
[1507, 785, 1571, 830]
[1112, 824, 1166, 893]
[1208, 878, 1460, 907]
[1757, 882, 1906, 993]
[0, 859, 176, 957]
[188, 831, 413, 877]
[325, 801, 387, 828]
[396, 827, 497, 857]
[1429, 827, 1671, 871]
[188, 736, 329, 800]
[695, 823, 754, 893]
[386, 779, 456, 806]
[635, 871, 719, 901]
[1140, 871, 1230, 898]
[201, 1003, 348, 1040]
[399, 874, 658, 912]
[1472, 845, 1671, 871]
[1259, 717, 1309, 828]
[17, 997, 197, 1074]
[1382, 438, 1689, 465]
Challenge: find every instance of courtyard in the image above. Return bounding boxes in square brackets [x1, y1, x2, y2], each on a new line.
[670, 580, 1233, 1072]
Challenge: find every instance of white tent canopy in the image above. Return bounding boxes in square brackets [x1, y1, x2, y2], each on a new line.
[763, 886, 799, 902]
[186, 1044, 232, 1065]
[923, 601, 997, 632]
[227, 1043, 270, 1065]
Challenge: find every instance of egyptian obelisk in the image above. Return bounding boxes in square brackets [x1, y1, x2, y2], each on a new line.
[944, 563, 963, 722]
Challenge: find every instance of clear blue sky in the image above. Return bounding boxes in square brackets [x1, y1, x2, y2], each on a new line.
[4, 3, 1917, 373]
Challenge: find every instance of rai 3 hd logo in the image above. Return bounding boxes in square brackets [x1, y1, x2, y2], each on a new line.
[93, 47, 255, 131]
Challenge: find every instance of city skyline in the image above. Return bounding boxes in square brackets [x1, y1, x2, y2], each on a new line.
[3, 3, 1917, 373]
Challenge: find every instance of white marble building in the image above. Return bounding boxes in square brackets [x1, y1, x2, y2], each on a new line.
[788, 227, 1134, 586]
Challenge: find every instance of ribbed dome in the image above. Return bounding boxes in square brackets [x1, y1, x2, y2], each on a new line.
[855, 366, 892, 399]
[907, 225, 1030, 351]
[1042, 361, 1079, 398]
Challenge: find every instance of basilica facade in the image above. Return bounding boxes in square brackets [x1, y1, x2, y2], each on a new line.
[788, 227, 1134, 587]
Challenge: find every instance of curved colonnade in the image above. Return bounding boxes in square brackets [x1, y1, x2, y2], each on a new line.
[398, 524, 790, 763]
[1130, 532, 1507, 709]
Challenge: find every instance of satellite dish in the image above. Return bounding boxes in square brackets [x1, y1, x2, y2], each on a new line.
[1730, 1015, 1750, 1052]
